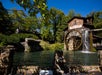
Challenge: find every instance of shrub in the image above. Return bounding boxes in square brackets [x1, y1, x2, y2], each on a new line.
[50, 43, 64, 51]
[5, 35, 20, 44]
[11, 33, 39, 41]
[40, 40, 50, 50]
[0, 33, 39, 46]
[0, 34, 7, 46]
[40, 40, 64, 51]
[91, 47, 97, 52]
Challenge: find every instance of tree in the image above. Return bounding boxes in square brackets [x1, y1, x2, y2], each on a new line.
[87, 11, 102, 28]
[9, 9, 26, 32]
[93, 12, 102, 28]
[49, 8, 64, 42]
[38, 15, 53, 41]
[22, 16, 40, 32]
[0, 2, 13, 34]
[87, 11, 102, 37]
[10, 0, 48, 17]
[63, 10, 81, 24]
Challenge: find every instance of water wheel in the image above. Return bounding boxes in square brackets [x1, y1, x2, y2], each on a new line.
[65, 29, 82, 50]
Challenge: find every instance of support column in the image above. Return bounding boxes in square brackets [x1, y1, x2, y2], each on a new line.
[90, 31, 93, 51]
[98, 51, 102, 66]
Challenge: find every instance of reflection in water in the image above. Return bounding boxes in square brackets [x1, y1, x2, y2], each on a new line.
[14, 51, 98, 66]
[64, 51, 98, 65]
[14, 51, 54, 67]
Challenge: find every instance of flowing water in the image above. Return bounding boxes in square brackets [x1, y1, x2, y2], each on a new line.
[82, 29, 90, 52]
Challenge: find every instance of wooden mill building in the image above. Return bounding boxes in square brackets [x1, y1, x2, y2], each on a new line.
[64, 16, 102, 51]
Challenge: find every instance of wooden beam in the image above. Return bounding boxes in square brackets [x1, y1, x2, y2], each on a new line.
[91, 29, 102, 31]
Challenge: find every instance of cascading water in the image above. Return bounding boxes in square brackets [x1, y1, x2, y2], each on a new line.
[82, 29, 91, 53]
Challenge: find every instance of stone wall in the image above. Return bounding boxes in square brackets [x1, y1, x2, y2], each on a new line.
[0, 45, 15, 75]
[15, 66, 39, 75]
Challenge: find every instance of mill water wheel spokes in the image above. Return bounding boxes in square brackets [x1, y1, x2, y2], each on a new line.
[65, 29, 82, 50]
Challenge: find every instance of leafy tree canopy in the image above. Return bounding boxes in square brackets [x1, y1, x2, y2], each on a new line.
[10, 0, 48, 16]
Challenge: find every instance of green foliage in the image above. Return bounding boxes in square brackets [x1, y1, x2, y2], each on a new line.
[0, 34, 6, 47]
[1, 0, 89, 44]
[9, 10, 40, 34]
[0, 42, 5, 47]
[11, 0, 48, 17]
[40, 40, 64, 51]
[0, 33, 38, 46]
[22, 16, 39, 31]
[41, 27, 53, 41]
[92, 47, 97, 52]
[39, 16, 53, 41]
[49, 8, 65, 42]
[50, 43, 64, 51]
[11, 33, 39, 41]
[93, 11, 102, 28]
[40, 40, 50, 50]
[87, 11, 102, 37]
[5, 35, 20, 44]
[9, 9, 26, 31]
[8, 0, 83, 43]
[0, 2, 13, 34]
[87, 11, 102, 28]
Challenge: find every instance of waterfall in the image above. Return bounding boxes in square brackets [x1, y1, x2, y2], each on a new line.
[82, 29, 90, 52]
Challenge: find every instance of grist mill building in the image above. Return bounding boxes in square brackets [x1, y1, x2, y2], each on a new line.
[64, 16, 102, 51]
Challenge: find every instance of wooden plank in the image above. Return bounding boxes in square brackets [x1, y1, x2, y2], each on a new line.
[91, 29, 102, 31]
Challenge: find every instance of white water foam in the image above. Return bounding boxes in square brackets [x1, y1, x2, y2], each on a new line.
[80, 50, 95, 54]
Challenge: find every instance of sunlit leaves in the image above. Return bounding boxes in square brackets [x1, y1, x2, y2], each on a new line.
[11, 0, 48, 17]
[92, 12, 102, 28]
[49, 8, 65, 42]
[0, 2, 13, 34]
[21, 0, 24, 4]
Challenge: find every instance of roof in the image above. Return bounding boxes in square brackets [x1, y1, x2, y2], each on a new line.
[67, 16, 94, 23]
[67, 16, 86, 23]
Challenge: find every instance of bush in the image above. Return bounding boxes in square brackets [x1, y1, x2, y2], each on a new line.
[91, 47, 97, 52]
[0, 34, 7, 46]
[0, 33, 39, 46]
[40, 40, 50, 50]
[0, 34, 6, 42]
[50, 43, 64, 51]
[5, 35, 20, 44]
[40, 40, 64, 51]
[11, 33, 39, 41]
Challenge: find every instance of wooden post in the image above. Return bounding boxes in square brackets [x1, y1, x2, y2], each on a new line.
[90, 31, 93, 51]
[98, 51, 102, 66]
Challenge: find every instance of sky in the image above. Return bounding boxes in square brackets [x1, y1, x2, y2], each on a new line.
[0, 0, 102, 17]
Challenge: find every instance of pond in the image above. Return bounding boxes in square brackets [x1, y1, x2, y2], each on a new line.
[13, 51, 54, 67]
[13, 51, 99, 67]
